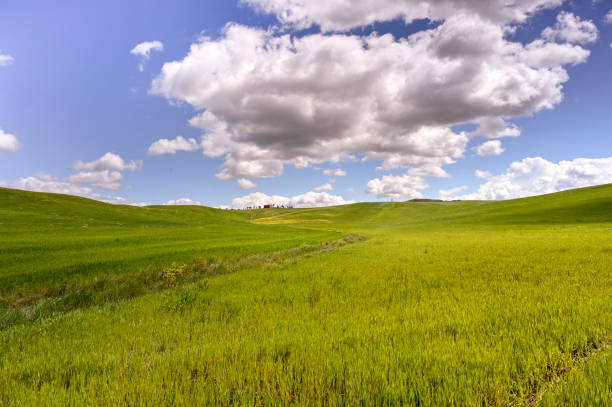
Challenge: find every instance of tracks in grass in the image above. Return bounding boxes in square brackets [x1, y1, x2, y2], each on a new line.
[0, 233, 366, 331]
[516, 338, 612, 406]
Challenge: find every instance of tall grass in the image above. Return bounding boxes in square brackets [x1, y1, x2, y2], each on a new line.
[538, 345, 611, 406]
[0, 185, 610, 405]
[0, 235, 361, 330]
[0, 187, 340, 297]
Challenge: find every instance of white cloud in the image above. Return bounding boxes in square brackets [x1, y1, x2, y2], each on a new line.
[2, 150, 148, 204]
[0, 129, 20, 152]
[8, 153, 144, 195]
[520, 39, 589, 68]
[130, 41, 164, 71]
[1, 170, 124, 194]
[290, 191, 352, 208]
[231, 192, 290, 209]
[0, 52, 14, 66]
[323, 169, 346, 177]
[458, 156, 612, 200]
[0, 174, 149, 206]
[66, 170, 123, 191]
[606, 10, 612, 24]
[405, 166, 451, 178]
[164, 198, 203, 206]
[476, 140, 505, 157]
[475, 169, 492, 179]
[130, 41, 164, 57]
[72, 152, 141, 172]
[99, 196, 150, 206]
[365, 173, 428, 200]
[542, 12, 598, 44]
[439, 185, 468, 200]
[147, 136, 200, 156]
[1, 174, 94, 197]
[241, 0, 562, 32]
[230, 190, 352, 209]
[237, 178, 258, 189]
[152, 14, 588, 182]
[472, 117, 521, 139]
[314, 182, 334, 191]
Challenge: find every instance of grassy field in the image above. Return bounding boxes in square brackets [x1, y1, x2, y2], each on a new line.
[0, 185, 610, 405]
[0, 187, 341, 317]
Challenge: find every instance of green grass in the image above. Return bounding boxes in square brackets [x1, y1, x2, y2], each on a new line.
[0, 185, 611, 405]
[0, 187, 341, 297]
[538, 345, 611, 406]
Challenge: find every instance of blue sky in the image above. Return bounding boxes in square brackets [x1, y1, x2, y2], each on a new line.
[0, 0, 610, 207]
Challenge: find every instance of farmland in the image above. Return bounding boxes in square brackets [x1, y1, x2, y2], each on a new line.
[0, 185, 611, 405]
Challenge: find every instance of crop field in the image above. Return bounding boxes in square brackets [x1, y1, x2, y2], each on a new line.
[0, 185, 611, 406]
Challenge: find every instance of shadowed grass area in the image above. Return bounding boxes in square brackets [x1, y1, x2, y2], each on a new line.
[0, 185, 610, 405]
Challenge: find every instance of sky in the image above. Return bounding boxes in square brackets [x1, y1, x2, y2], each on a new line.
[0, 0, 611, 208]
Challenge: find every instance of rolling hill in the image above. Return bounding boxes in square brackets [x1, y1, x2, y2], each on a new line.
[0, 184, 610, 406]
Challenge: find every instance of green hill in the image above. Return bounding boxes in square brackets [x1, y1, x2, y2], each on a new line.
[1, 183, 611, 297]
[0, 184, 611, 406]
[251, 183, 612, 227]
[0, 187, 341, 298]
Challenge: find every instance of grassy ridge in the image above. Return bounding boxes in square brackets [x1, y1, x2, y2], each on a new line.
[250, 183, 612, 227]
[0, 185, 611, 405]
[0, 187, 342, 297]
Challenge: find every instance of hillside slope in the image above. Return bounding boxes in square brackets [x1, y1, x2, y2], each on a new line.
[251, 184, 612, 227]
[0, 187, 250, 228]
[0, 187, 341, 295]
[0, 184, 610, 405]
[2, 183, 610, 296]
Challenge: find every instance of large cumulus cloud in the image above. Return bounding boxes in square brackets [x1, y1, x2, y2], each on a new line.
[151, 14, 589, 191]
[242, 0, 563, 32]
